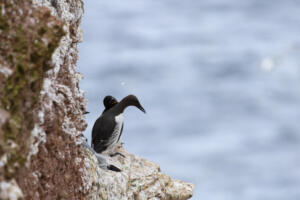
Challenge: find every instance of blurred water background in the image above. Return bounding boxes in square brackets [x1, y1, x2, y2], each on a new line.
[77, 0, 300, 199]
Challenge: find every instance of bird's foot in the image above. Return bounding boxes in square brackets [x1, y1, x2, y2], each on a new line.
[107, 165, 122, 172]
[95, 153, 122, 172]
[110, 152, 126, 158]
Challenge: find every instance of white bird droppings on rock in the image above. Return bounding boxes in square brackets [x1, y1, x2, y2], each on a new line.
[81, 145, 194, 200]
[0, 180, 23, 200]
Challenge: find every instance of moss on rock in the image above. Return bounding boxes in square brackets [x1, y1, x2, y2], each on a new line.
[0, 0, 64, 182]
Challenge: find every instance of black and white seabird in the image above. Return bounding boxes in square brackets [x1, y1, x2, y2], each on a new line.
[92, 94, 146, 155]
[79, 95, 122, 172]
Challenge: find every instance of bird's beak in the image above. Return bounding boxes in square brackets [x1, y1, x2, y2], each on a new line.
[84, 111, 90, 114]
[137, 105, 146, 114]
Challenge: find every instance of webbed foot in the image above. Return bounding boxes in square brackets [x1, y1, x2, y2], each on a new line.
[110, 152, 126, 158]
[107, 165, 122, 172]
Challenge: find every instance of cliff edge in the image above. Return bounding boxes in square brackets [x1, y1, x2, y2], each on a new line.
[83, 146, 193, 200]
[0, 0, 194, 199]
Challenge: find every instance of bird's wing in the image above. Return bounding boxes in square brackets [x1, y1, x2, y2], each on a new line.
[91, 116, 115, 153]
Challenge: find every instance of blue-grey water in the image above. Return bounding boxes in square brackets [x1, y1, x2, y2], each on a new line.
[78, 1, 300, 199]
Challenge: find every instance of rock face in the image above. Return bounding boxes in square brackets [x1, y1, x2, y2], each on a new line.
[0, 0, 194, 199]
[1, 0, 86, 199]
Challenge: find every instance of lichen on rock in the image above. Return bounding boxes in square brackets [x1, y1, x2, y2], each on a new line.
[0, 0, 65, 197]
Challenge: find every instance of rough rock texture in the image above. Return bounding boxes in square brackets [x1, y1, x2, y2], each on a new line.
[83, 146, 194, 200]
[0, 0, 194, 199]
[0, 0, 86, 199]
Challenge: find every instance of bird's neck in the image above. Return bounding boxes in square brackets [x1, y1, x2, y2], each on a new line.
[115, 99, 130, 114]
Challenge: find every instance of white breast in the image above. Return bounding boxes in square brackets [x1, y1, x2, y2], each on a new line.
[115, 113, 124, 125]
[109, 114, 123, 146]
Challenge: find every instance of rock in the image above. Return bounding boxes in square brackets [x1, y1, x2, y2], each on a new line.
[0, 0, 194, 199]
[81, 146, 194, 200]
[0, 0, 86, 199]
[0, 180, 23, 200]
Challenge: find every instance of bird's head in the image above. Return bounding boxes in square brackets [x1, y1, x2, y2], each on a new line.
[103, 95, 118, 109]
[123, 94, 146, 113]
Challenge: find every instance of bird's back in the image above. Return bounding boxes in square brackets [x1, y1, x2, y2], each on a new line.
[92, 114, 115, 153]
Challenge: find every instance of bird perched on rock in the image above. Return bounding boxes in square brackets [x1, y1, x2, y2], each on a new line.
[80, 95, 122, 172]
[92, 94, 146, 155]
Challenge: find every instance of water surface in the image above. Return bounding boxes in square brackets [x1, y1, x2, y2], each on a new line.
[78, 1, 300, 199]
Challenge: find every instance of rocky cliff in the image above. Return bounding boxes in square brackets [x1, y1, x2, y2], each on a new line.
[0, 0, 194, 199]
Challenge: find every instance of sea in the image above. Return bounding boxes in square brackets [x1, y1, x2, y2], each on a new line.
[77, 0, 300, 199]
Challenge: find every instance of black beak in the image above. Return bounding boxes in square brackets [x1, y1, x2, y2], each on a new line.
[137, 105, 146, 113]
[84, 111, 90, 114]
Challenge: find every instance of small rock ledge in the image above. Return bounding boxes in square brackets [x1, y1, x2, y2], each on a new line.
[82, 146, 194, 200]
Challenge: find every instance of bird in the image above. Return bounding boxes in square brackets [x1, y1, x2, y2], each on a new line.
[102, 95, 118, 114]
[92, 94, 146, 155]
[83, 96, 118, 115]
[90, 95, 119, 149]
[79, 95, 122, 172]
